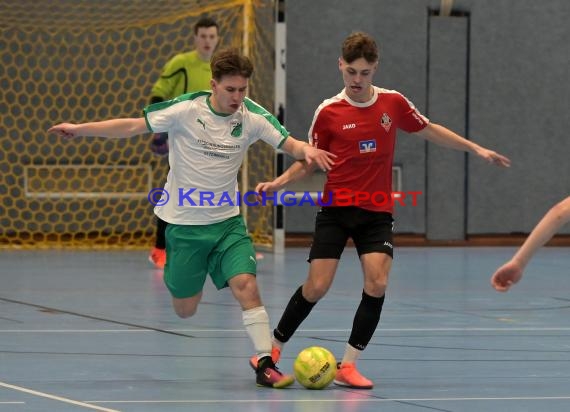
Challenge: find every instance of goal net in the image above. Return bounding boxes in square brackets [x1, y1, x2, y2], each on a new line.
[0, 0, 276, 249]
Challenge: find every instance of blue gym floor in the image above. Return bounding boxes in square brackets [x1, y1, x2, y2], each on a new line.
[1, 246, 569, 411]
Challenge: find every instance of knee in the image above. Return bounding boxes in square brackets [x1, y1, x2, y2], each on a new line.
[230, 274, 262, 307]
[174, 306, 197, 318]
[232, 275, 259, 297]
[173, 300, 199, 318]
[303, 280, 329, 302]
[364, 278, 387, 296]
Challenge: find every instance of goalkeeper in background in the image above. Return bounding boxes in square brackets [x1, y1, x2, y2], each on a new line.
[148, 17, 220, 269]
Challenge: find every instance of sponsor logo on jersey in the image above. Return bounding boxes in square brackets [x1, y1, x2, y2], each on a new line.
[381, 112, 392, 132]
[358, 139, 376, 153]
[342, 123, 356, 130]
[197, 118, 206, 130]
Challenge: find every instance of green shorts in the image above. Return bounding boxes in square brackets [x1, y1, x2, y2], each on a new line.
[164, 215, 257, 299]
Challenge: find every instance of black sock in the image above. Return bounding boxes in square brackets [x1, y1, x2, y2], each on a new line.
[274, 286, 317, 343]
[348, 291, 385, 350]
[155, 217, 167, 249]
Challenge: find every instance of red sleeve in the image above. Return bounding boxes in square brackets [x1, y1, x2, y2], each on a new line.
[309, 109, 331, 151]
[396, 93, 429, 133]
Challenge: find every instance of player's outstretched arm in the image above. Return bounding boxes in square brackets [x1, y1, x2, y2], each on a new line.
[256, 136, 336, 195]
[281, 136, 336, 172]
[415, 123, 511, 167]
[490, 261, 524, 292]
[48, 118, 149, 139]
[255, 160, 312, 195]
[491, 196, 570, 292]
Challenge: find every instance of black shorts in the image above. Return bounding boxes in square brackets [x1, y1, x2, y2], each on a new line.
[308, 206, 394, 261]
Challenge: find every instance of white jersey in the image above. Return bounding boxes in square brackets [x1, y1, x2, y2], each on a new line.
[144, 91, 288, 225]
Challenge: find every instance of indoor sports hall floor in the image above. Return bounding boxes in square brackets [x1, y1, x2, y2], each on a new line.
[1, 246, 569, 412]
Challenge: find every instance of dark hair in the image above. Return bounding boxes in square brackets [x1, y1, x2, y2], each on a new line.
[194, 17, 219, 35]
[210, 48, 254, 81]
[342, 32, 379, 64]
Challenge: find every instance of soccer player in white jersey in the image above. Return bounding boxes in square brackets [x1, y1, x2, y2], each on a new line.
[48, 48, 336, 388]
[147, 16, 221, 270]
[251, 32, 511, 389]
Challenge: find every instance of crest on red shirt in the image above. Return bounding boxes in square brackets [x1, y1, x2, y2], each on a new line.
[381, 112, 392, 132]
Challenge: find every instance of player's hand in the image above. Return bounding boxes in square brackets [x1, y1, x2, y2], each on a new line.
[150, 133, 169, 156]
[490, 260, 523, 292]
[255, 181, 282, 203]
[303, 145, 336, 172]
[477, 148, 511, 168]
[48, 123, 82, 139]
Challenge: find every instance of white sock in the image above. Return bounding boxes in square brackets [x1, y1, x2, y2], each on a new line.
[242, 306, 271, 360]
[341, 343, 362, 365]
[272, 336, 284, 350]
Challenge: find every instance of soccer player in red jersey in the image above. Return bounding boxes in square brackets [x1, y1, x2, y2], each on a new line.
[252, 32, 511, 389]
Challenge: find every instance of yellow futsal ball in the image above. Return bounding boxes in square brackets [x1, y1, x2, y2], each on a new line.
[293, 346, 337, 389]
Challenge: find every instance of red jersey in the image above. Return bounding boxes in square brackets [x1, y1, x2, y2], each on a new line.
[309, 87, 429, 213]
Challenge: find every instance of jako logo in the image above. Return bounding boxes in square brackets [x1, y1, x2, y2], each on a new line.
[359, 139, 376, 153]
[343, 123, 356, 130]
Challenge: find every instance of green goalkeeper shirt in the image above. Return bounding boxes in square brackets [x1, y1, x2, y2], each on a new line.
[151, 50, 212, 99]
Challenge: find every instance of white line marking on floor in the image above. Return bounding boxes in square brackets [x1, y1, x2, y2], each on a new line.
[0, 382, 120, 412]
[86, 396, 570, 404]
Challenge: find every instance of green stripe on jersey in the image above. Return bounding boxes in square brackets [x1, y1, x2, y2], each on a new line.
[143, 90, 211, 115]
[243, 97, 289, 140]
